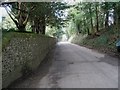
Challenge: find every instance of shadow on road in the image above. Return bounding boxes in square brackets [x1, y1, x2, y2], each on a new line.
[99, 55, 118, 66]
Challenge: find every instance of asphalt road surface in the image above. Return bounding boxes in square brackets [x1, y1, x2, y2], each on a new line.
[10, 42, 118, 88]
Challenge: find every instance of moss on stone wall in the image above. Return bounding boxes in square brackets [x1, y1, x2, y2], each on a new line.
[2, 32, 56, 88]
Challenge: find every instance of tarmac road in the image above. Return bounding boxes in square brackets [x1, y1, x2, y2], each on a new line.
[10, 42, 118, 88]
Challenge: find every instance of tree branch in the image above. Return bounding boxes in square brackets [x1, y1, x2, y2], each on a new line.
[4, 6, 19, 28]
[7, 5, 18, 19]
[23, 13, 29, 25]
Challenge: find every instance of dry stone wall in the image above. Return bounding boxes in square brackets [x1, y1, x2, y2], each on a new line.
[2, 33, 56, 88]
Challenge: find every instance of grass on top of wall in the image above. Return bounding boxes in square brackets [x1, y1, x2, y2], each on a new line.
[2, 30, 54, 50]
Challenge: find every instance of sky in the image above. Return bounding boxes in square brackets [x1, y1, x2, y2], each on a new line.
[0, 7, 7, 22]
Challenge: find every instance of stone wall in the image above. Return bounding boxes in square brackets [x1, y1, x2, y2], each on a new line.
[2, 33, 56, 88]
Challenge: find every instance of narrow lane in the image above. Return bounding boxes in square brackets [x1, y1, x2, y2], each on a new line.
[10, 42, 118, 88]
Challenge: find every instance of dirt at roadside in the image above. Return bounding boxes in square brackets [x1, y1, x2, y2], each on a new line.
[80, 44, 120, 59]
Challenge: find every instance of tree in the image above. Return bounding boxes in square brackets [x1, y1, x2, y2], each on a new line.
[2, 2, 35, 32]
[1, 2, 69, 34]
[89, 3, 94, 32]
[29, 2, 69, 34]
[66, 2, 119, 37]
[95, 3, 99, 32]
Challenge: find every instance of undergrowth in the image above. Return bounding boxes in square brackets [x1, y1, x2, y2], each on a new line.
[71, 28, 120, 55]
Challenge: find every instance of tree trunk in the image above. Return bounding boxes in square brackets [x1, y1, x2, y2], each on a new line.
[113, 3, 119, 32]
[77, 24, 81, 33]
[31, 21, 35, 33]
[84, 17, 91, 35]
[18, 25, 26, 32]
[89, 3, 94, 31]
[95, 3, 99, 32]
[116, 3, 120, 28]
[105, 11, 109, 28]
[87, 28, 90, 35]
[34, 17, 40, 34]
[41, 15, 46, 34]
[114, 9, 117, 26]
[17, 2, 28, 32]
[36, 22, 40, 34]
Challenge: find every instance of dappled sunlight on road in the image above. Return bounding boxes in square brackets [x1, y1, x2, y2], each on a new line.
[57, 41, 70, 45]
